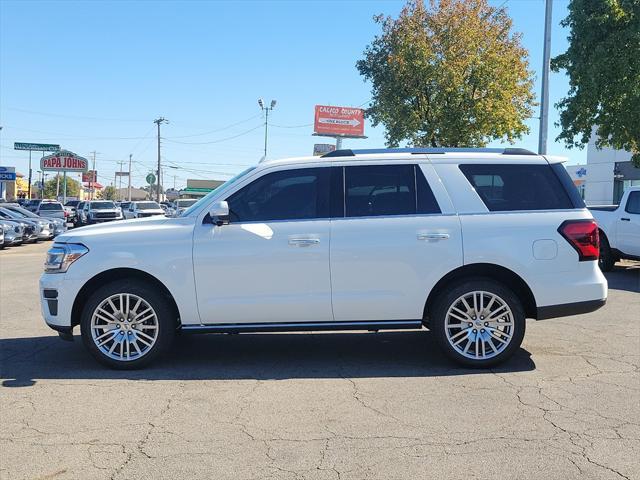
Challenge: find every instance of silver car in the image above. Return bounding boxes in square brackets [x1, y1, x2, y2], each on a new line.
[35, 201, 66, 221]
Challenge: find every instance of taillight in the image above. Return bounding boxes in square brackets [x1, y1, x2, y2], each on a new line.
[558, 220, 599, 261]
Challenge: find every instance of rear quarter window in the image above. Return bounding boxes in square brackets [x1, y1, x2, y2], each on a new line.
[459, 164, 577, 211]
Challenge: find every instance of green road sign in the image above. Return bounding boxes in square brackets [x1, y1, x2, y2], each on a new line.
[14, 142, 60, 152]
[146, 173, 156, 185]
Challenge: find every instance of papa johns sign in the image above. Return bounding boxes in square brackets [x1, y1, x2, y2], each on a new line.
[40, 154, 88, 172]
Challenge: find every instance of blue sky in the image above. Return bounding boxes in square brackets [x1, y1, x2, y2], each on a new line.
[0, 0, 583, 190]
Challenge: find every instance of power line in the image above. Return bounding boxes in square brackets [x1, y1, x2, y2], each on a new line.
[166, 114, 262, 138]
[164, 124, 263, 145]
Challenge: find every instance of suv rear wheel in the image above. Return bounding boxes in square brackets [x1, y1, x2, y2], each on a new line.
[80, 280, 175, 369]
[431, 279, 525, 367]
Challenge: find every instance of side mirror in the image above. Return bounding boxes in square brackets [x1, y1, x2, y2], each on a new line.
[209, 201, 229, 226]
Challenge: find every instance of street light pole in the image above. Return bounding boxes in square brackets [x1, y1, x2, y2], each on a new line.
[258, 99, 276, 159]
[127, 154, 132, 201]
[538, 0, 553, 155]
[154, 117, 168, 203]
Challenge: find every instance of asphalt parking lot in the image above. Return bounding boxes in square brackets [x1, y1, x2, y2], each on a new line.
[1, 242, 638, 480]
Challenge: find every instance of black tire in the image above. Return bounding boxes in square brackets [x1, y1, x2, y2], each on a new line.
[80, 280, 176, 369]
[431, 278, 526, 368]
[598, 232, 615, 272]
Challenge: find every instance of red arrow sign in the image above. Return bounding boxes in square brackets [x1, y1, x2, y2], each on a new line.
[314, 105, 365, 137]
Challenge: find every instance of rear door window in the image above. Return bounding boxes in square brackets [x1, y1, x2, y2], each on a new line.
[459, 164, 575, 211]
[343, 165, 440, 218]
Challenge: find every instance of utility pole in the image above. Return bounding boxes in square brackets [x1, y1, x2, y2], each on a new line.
[118, 160, 125, 200]
[538, 0, 553, 155]
[127, 154, 132, 201]
[89, 151, 98, 200]
[258, 99, 276, 159]
[154, 117, 168, 202]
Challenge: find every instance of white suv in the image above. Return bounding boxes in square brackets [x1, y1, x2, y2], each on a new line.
[40, 148, 607, 369]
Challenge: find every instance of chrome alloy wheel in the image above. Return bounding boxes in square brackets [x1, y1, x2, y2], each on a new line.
[90, 293, 159, 362]
[445, 291, 514, 360]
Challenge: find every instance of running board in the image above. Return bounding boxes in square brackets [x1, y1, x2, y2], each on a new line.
[180, 320, 423, 334]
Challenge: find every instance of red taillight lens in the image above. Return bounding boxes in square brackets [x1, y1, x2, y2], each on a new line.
[558, 220, 599, 261]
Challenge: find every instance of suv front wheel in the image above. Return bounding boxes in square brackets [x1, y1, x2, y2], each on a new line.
[431, 279, 526, 367]
[80, 280, 175, 369]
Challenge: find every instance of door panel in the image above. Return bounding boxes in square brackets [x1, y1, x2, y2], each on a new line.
[193, 220, 332, 324]
[330, 215, 462, 321]
[618, 192, 640, 256]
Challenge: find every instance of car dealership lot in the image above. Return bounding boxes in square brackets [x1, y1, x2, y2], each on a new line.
[0, 242, 638, 480]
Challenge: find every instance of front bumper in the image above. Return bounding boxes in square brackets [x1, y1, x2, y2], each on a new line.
[39, 273, 85, 330]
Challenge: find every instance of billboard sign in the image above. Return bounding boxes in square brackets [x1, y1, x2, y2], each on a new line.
[0, 166, 17, 182]
[313, 144, 336, 156]
[82, 170, 97, 182]
[41, 150, 89, 172]
[14, 142, 60, 152]
[314, 105, 365, 137]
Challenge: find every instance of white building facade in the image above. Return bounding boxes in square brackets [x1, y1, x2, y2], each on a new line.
[583, 131, 640, 205]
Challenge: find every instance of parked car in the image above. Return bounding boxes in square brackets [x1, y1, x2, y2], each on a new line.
[2, 204, 67, 238]
[123, 201, 165, 219]
[23, 199, 43, 212]
[41, 147, 606, 369]
[0, 212, 38, 243]
[0, 221, 24, 246]
[74, 202, 86, 227]
[64, 200, 81, 223]
[0, 206, 54, 240]
[0, 224, 4, 249]
[82, 201, 124, 225]
[35, 201, 66, 221]
[168, 198, 198, 217]
[590, 186, 640, 270]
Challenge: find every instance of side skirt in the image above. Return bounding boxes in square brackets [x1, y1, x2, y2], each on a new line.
[180, 320, 423, 334]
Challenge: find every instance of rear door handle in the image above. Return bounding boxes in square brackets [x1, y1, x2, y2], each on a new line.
[417, 233, 450, 241]
[621, 218, 631, 222]
[289, 238, 320, 247]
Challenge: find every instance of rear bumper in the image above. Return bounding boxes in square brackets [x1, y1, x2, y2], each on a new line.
[537, 298, 606, 320]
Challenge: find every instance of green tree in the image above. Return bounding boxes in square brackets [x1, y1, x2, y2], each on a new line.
[551, 0, 640, 166]
[102, 185, 117, 200]
[43, 175, 80, 199]
[356, 0, 535, 148]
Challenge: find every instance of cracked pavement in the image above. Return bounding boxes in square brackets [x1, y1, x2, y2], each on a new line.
[1, 243, 639, 480]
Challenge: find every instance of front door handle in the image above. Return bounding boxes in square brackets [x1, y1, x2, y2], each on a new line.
[621, 218, 631, 222]
[289, 238, 320, 247]
[417, 232, 450, 241]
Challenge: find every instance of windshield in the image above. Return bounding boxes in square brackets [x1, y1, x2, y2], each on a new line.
[90, 201, 115, 209]
[5, 207, 33, 218]
[0, 208, 21, 219]
[179, 167, 257, 217]
[136, 202, 160, 209]
[39, 203, 63, 210]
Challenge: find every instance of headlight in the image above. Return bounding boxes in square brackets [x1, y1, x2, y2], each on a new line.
[44, 243, 89, 273]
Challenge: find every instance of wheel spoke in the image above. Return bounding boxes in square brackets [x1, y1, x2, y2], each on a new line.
[450, 329, 470, 341]
[96, 307, 119, 323]
[451, 307, 472, 321]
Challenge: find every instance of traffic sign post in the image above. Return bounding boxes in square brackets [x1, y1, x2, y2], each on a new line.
[313, 105, 367, 150]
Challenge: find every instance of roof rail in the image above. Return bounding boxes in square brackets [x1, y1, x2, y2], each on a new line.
[322, 147, 537, 158]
